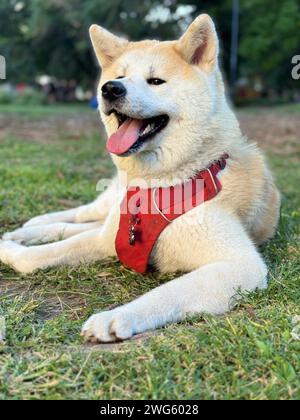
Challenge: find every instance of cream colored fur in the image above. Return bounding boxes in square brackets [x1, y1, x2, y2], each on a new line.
[0, 15, 280, 343]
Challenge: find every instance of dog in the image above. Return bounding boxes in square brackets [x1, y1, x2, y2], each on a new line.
[0, 14, 280, 343]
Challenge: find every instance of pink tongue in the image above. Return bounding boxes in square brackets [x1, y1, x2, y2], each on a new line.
[107, 119, 144, 155]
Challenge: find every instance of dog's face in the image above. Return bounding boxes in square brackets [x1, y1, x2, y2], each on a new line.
[90, 15, 228, 174]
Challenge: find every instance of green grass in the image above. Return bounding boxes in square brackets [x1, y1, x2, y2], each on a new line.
[237, 102, 300, 114]
[0, 103, 91, 118]
[0, 105, 299, 400]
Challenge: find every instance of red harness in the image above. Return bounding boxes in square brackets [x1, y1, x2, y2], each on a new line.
[116, 155, 229, 274]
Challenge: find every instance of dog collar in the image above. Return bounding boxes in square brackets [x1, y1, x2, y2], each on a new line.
[116, 154, 229, 274]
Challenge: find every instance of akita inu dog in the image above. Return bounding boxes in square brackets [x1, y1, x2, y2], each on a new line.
[0, 15, 280, 343]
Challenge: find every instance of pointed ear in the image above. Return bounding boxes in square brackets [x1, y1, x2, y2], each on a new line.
[175, 14, 219, 72]
[89, 25, 128, 68]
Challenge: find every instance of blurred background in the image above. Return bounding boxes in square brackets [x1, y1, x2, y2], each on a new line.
[1, 0, 300, 107]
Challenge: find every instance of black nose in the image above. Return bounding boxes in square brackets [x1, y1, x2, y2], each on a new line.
[101, 81, 127, 101]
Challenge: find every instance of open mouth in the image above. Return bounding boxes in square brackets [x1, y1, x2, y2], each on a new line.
[107, 111, 169, 156]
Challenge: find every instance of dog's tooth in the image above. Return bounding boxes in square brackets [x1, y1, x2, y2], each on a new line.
[143, 124, 151, 135]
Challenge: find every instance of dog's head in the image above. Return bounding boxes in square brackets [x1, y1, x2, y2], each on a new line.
[90, 15, 239, 176]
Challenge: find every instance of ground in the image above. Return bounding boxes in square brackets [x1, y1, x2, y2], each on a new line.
[0, 103, 299, 400]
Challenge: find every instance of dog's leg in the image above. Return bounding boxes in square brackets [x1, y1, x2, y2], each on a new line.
[0, 211, 119, 274]
[2, 222, 103, 245]
[23, 204, 100, 228]
[82, 212, 268, 343]
[82, 253, 267, 342]
[23, 177, 118, 228]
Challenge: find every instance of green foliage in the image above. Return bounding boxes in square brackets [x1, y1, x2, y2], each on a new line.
[0, 88, 47, 105]
[13, 88, 47, 105]
[0, 1, 299, 89]
[0, 91, 13, 104]
[239, 0, 300, 88]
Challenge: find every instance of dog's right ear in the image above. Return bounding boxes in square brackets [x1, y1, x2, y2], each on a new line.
[89, 25, 128, 68]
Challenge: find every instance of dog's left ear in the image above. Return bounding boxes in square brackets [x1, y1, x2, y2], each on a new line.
[176, 14, 219, 72]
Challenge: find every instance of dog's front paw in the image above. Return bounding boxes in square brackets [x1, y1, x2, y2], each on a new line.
[0, 240, 35, 274]
[3, 228, 31, 245]
[3, 226, 52, 245]
[0, 240, 21, 265]
[81, 310, 137, 343]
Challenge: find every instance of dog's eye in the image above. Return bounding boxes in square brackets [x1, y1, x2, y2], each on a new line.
[116, 76, 125, 80]
[147, 78, 166, 86]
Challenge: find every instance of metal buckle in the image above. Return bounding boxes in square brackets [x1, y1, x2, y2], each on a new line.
[206, 168, 219, 195]
[152, 188, 172, 224]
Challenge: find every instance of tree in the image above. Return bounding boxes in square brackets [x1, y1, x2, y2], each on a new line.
[1, 0, 299, 91]
[0, 1, 35, 83]
[239, 0, 300, 88]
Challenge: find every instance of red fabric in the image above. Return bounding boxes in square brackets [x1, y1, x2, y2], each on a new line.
[116, 155, 228, 274]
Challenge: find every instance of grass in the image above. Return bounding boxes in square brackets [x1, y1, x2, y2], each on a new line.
[237, 102, 300, 114]
[0, 103, 91, 117]
[0, 104, 299, 400]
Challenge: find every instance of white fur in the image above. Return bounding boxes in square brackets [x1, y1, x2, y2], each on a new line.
[0, 15, 279, 343]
